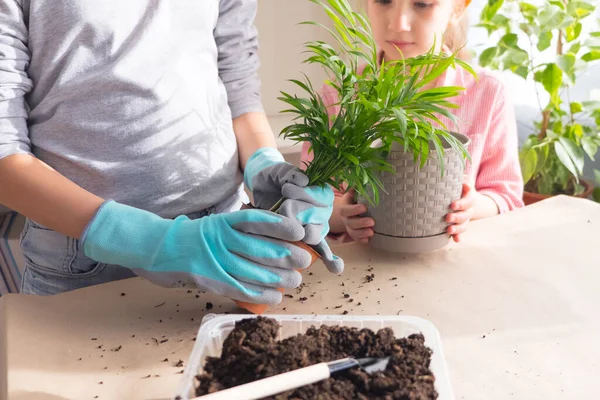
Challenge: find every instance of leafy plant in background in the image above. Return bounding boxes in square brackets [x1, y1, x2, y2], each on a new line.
[478, 0, 600, 200]
[278, 0, 473, 206]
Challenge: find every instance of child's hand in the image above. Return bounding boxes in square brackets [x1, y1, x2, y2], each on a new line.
[446, 183, 477, 243]
[340, 203, 375, 244]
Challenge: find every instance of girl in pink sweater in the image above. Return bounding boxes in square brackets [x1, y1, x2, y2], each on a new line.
[301, 0, 524, 244]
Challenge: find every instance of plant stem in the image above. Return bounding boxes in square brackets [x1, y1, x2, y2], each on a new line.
[538, 27, 564, 140]
[522, 7, 544, 138]
[538, 110, 551, 140]
[270, 197, 285, 213]
[557, 28, 563, 56]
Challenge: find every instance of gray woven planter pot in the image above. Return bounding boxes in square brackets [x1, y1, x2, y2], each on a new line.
[359, 132, 470, 253]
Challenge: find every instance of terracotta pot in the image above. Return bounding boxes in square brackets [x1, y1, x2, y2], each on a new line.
[234, 203, 321, 314]
[234, 240, 321, 314]
[523, 179, 594, 206]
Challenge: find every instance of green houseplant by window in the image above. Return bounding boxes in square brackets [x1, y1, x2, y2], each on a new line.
[478, 0, 600, 203]
[278, 0, 474, 252]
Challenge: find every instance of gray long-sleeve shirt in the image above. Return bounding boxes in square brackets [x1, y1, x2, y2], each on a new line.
[0, 0, 263, 217]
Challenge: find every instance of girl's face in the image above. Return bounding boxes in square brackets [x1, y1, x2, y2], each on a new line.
[367, 0, 458, 60]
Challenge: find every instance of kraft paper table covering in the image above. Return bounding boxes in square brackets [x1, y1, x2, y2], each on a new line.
[1, 195, 599, 400]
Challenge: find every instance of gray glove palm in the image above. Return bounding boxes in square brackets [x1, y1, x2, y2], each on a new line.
[244, 147, 344, 274]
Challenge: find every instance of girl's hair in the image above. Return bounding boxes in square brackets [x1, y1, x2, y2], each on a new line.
[444, 9, 471, 61]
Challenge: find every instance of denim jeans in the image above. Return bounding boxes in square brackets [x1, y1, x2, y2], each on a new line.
[19, 207, 217, 295]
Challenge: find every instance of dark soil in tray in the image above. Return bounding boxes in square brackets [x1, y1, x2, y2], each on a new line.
[194, 317, 437, 399]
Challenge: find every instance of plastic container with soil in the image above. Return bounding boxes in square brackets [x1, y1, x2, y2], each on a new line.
[173, 314, 454, 400]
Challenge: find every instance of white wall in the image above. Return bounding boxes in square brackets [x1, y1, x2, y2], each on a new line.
[255, 0, 333, 151]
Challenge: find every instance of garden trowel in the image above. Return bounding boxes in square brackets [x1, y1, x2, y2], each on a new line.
[192, 356, 391, 400]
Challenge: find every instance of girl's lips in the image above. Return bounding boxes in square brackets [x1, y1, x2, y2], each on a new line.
[387, 41, 415, 48]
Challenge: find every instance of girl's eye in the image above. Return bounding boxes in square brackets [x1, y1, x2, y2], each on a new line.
[374, 0, 392, 4]
[414, 1, 434, 8]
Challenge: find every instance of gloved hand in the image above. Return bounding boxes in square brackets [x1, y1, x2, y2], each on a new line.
[244, 147, 344, 274]
[81, 200, 313, 305]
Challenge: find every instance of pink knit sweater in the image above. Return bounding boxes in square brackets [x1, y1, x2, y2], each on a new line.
[300, 65, 525, 215]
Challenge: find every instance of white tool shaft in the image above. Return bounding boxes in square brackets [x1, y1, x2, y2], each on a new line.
[193, 362, 331, 400]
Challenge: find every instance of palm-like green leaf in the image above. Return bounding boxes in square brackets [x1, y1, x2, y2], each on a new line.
[280, 0, 474, 205]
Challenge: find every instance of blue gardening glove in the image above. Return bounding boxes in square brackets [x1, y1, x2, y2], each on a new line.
[81, 201, 313, 305]
[244, 147, 344, 274]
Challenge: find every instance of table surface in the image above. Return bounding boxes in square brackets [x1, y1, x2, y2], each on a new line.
[2, 195, 599, 400]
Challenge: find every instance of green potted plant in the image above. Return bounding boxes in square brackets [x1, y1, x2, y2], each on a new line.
[477, 0, 600, 204]
[278, 0, 473, 253]
[237, 0, 474, 315]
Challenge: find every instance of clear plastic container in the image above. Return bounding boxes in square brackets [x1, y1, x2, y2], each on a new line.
[173, 314, 454, 400]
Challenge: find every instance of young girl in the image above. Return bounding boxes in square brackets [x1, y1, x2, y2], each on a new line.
[0, 0, 341, 301]
[301, 0, 524, 244]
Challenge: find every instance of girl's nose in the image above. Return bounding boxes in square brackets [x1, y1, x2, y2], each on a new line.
[388, 7, 411, 32]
